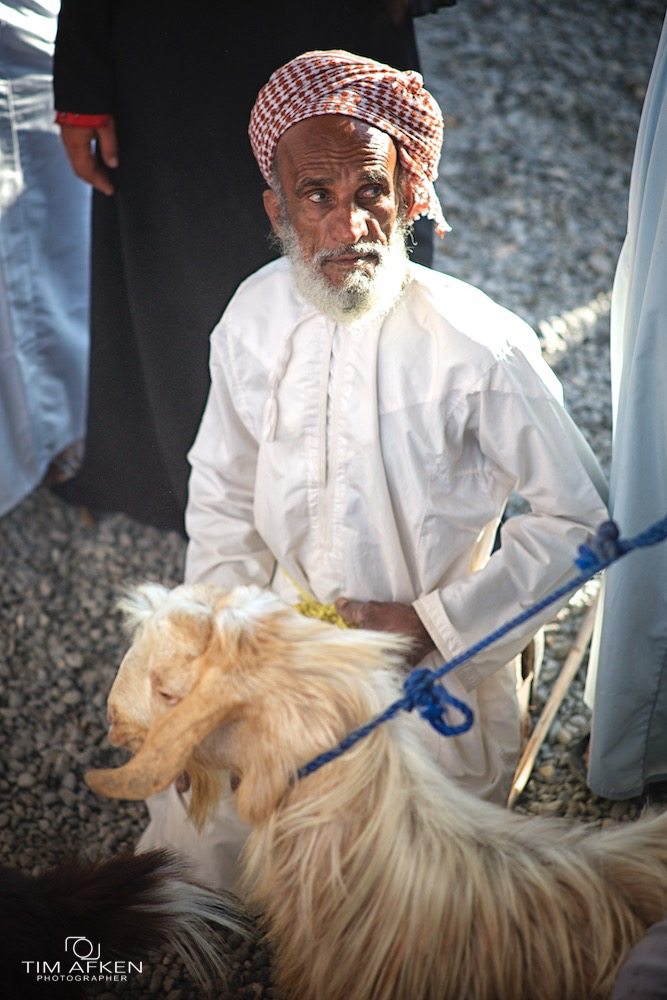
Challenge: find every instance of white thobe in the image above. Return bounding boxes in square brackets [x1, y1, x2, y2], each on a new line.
[138, 259, 608, 891]
[585, 14, 667, 800]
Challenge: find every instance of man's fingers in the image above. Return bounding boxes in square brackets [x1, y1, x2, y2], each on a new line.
[86, 161, 115, 196]
[335, 597, 365, 626]
[97, 119, 119, 169]
[335, 597, 436, 667]
[336, 597, 408, 632]
[61, 129, 97, 182]
[59, 124, 115, 195]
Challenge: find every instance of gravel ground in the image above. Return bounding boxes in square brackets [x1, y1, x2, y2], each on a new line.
[1, 1, 666, 996]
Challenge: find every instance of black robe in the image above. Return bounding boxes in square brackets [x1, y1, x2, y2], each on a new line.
[52, 1, 442, 533]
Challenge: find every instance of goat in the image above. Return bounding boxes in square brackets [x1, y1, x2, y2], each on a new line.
[0, 847, 246, 998]
[86, 582, 667, 1000]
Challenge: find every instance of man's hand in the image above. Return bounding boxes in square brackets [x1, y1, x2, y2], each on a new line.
[59, 117, 118, 195]
[335, 597, 436, 668]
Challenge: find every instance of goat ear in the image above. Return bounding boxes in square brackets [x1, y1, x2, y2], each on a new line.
[86, 670, 240, 801]
[117, 582, 170, 633]
[234, 750, 293, 825]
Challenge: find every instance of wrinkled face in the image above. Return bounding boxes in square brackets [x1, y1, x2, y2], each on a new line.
[263, 115, 413, 324]
[265, 114, 404, 284]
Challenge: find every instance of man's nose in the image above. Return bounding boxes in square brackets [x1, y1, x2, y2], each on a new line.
[330, 201, 371, 243]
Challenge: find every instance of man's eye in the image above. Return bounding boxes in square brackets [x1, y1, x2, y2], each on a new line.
[308, 190, 328, 203]
[360, 184, 384, 200]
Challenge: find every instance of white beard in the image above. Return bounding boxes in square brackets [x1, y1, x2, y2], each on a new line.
[279, 221, 411, 326]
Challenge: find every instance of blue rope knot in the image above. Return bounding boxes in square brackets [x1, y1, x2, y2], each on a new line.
[294, 513, 667, 782]
[575, 519, 628, 571]
[402, 667, 474, 737]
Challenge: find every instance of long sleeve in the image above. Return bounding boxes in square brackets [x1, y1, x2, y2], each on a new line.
[184, 330, 277, 590]
[53, 0, 116, 113]
[414, 349, 608, 690]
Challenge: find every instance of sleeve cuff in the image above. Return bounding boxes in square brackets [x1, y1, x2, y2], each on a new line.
[412, 590, 485, 692]
[55, 111, 112, 128]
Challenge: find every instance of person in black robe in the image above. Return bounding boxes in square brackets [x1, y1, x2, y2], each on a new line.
[52, 1, 454, 534]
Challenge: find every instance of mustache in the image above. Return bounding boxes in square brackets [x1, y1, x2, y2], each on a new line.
[315, 242, 384, 265]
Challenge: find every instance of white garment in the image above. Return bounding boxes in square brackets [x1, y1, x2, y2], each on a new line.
[140, 259, 608, 888]
[0, 2, 60, 57]
[584, 14, 667, 800]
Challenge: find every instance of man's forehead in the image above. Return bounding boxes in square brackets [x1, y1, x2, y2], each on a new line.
[274, 114, 398, 184]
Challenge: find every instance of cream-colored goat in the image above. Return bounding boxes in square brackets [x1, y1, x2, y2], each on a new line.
[88, 582, 667, 1000]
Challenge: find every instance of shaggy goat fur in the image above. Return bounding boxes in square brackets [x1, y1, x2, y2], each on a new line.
[0, 848, 247, 998]
[87, 582, 667, 1000]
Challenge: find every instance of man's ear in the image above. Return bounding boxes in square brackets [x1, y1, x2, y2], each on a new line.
[263, 188, 283, 238]
[400, 177, 419, 226]
[395, 150, 422, 226]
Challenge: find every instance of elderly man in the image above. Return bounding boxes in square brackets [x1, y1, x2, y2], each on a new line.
[138, 50, 608, 891]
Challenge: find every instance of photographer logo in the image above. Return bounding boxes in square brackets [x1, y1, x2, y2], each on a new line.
[66, 936, 101, 961]
[22, 935, 142, 984]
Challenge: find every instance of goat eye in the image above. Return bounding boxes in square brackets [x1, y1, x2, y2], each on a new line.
[158, 690, 178, 705]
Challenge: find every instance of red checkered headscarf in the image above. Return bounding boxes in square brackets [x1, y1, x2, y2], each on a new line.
[249, 49, 449, 236]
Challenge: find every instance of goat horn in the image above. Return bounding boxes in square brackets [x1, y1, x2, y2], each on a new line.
[86, 674, 236, 801]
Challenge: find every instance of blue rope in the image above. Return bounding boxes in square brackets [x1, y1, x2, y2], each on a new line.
[296, 515, 667, 780]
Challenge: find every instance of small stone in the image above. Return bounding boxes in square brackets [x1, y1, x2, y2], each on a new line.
[149, 970, 163, 993]
[610, 801, 632, 820]
[537, 763, 556, 782]
[59, 787, 78, 808]
[540, 799, 565, 815]
[61, 770, 77, 790]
